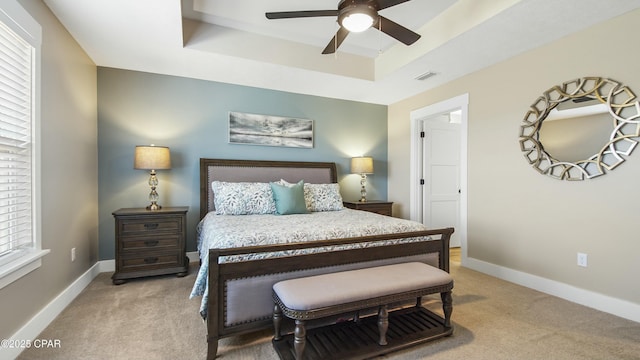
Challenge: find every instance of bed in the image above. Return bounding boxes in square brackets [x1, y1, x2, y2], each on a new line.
[191, 158, 453, 359]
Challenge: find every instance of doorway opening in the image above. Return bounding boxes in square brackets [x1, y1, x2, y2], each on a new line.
[410, 94, 468, 265]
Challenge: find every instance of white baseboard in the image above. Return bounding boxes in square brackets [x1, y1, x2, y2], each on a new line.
[464, 256, 640, 323]
[5, 250, 200, 359]
[187, 251, 199, 263]
[99, 259, 114, 273]
[3, 262, 102, 360]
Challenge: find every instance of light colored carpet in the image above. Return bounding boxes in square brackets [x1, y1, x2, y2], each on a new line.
[18, 256, 640, 360]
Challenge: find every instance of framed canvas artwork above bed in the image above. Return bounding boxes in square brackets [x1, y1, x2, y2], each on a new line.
[228, 111, 313, 148]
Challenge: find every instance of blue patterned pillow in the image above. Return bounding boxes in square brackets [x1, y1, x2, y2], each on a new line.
[304, 183, 344, 212]
[211, 181, 276, 215]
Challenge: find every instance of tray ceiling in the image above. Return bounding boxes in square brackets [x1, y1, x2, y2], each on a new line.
[44, 0, 640, 104]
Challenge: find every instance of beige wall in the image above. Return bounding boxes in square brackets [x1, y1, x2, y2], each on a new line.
[389, 9, 640, 305]
[0, 0, 97, 339]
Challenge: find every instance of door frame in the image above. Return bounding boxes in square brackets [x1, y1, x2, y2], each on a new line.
[410, 93, 468, 264]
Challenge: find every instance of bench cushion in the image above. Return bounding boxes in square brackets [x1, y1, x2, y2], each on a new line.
[273, 262, 452, 311]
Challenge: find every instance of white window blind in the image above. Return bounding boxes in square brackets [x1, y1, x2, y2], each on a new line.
[0, 19, 33, 260]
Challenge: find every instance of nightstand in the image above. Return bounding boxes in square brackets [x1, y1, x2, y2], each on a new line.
[112, 206, 189, 285]
[343, 200, 393, 217]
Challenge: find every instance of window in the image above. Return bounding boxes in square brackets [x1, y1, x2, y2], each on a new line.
[0, 1, 47, 290]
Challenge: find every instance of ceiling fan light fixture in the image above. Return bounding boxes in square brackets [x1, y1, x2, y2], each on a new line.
[341, 12, 374, 32]
[266, 0, 421, 54]
[338, 3, 377, 33]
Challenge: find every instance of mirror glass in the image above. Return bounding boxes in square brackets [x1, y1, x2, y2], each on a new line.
[519, 77, 640, 180]
[539, 100, 612, 162]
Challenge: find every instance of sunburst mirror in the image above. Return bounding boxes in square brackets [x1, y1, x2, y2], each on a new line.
[519, 77, 640, 180]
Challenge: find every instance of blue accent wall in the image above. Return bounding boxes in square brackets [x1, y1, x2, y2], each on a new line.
[97, 68, 388, 259]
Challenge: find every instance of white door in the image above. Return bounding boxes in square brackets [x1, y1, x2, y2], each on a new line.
[422, 114, 461, 247]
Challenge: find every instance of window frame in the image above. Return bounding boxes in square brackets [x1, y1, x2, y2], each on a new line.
[0, 1, 48, 290]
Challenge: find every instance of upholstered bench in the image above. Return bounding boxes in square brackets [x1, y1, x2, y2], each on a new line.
[272, 262, 453, 360]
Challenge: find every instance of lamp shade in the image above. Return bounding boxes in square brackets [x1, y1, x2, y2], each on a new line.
[351, 156, 374, 174]
[134, 145, 171, 170]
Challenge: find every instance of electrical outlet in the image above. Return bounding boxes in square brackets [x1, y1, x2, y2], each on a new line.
[577, 252, 587, 267]
[71, 247, 76, 262]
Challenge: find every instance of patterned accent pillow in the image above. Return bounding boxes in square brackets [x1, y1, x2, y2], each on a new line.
[211, 181, 276, 215]
[304, 183, 344, 212]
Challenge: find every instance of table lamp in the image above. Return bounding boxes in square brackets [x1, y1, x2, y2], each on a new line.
[350, 156, 374, 202]
[134, 145, 171, 210]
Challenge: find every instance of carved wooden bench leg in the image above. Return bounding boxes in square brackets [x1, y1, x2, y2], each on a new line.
[441, 291, 453, 329]
[273, 303, 283, 341]
[377, 305, 389, 346]
[294, 319, 306, 360]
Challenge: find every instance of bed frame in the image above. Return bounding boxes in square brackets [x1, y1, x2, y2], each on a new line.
[199, 158, 453, 359]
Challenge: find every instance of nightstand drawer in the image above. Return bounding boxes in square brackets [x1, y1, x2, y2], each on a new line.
[118, 252, 182, 272]
[119, 234, 181, 251]
[119, 217, 182, 235]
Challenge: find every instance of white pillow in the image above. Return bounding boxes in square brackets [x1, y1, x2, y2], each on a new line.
[275, 179, 296, 188]
[211, 181, 276, 215]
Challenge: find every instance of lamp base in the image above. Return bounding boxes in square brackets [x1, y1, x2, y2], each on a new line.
[146, 170, 162, 211]
[359, 174, 368, 203]
[146, 202, 162, 211]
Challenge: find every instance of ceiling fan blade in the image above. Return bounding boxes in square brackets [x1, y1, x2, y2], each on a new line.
[377, 15, 421, 45]
[322, 27, 350, 54]
[266, 10, 338, 19]
[377, 0, 411, 11]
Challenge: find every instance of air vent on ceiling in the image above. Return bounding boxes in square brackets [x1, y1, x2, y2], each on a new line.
[415, 71, 437, 81]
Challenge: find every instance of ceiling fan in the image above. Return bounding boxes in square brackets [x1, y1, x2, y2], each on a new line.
[265, 0, 421, 54]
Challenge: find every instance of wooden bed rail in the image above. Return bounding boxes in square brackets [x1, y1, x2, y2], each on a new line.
[212, 228, 453, 256]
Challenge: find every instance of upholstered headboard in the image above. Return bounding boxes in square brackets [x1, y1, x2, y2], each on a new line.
[199, 158, 338, 219]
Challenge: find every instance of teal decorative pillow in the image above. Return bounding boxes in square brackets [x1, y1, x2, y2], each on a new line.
[270, 180, 308, 215]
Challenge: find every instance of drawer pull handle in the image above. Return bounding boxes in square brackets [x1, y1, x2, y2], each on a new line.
[144, 223, 159, 230]
[144, 240, 159, 247]
[144, 257, 158, 264]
